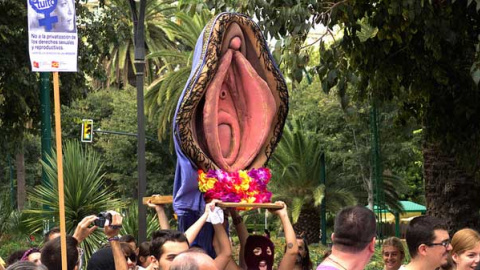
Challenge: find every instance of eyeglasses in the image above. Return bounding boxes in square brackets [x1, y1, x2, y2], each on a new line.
[426, 240, 450, 248]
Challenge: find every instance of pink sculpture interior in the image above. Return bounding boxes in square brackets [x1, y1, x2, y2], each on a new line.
[202, 26, 277, 173]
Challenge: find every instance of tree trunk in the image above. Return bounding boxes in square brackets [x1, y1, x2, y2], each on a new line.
[423, 143, 480, 233]
[16, 150, 26, 210]
[293, 205, 320, 245]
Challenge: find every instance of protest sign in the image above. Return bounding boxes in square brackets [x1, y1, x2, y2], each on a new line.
[28, 0, 78, 72]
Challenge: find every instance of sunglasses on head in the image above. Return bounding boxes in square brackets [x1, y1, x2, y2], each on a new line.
[125, 253, 137, 262]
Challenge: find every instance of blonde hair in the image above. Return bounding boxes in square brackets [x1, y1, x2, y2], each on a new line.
[451, 228, 480, 256]
[382, 237, 405, 260]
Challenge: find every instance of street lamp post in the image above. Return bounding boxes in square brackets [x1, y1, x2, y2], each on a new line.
[128, 0, 147, 243]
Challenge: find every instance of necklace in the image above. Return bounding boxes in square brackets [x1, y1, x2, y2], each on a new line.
[327, 256, 347, 270]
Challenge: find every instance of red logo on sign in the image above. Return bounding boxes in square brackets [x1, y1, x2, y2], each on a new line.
[33, 61, 39, 68]
[51, 61, 59, 68]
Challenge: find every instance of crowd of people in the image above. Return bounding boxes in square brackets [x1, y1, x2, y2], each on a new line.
[378, 218, 480, 270]
[317, 207, 480, 270]
[1, 203, 480, 270]
[0, 200, 301, 270]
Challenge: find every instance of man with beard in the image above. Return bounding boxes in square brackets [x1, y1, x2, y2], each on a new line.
[316, 206, 376, 270]
[402, 215, 452, 270]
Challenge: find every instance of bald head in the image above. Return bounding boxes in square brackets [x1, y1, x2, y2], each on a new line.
[169, 250, 217, 270]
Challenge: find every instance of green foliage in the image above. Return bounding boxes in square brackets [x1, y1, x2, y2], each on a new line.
[270, 119, 357, 222]
[197, 0, 327, 84]
[0, 191, 30, 260]
[0, 192, 22, 239]
[0, 0, 114, 149]
[0, 1, 40, 148]
[145, 10, 213, 140]
[120, 200, 162, 241]
[289, 77, 422, 209]
[319, 1, 480, 154]
[23, 140, 124, 260]
[96, 0, 176, 88]
[61, 88, 176, 198]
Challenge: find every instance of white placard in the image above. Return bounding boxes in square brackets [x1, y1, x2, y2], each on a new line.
[28, 0, 78, 72]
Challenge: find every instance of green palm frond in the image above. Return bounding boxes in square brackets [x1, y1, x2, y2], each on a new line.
[120, 201, 161, 240]
[313, 185, 326, 206]
[145, 10, 213, 141]
[145, 67, 191, 140]
[270, 119, 356, 217]
[23, 141, 124, 260]
[382, 174, 407, 214]
[99, 0, 176, 87]
[290, 197, 305, 224]
[325, 187, 357, 214]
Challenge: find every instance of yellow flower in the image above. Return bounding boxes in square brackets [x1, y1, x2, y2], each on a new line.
[238, 170, 249, 180]
[198, 171, 217, 192]
[239, 171, 250, 191]
[205, 177, 216, 190]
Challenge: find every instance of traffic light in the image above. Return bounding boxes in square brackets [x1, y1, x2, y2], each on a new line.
[81, 119, 93, 143]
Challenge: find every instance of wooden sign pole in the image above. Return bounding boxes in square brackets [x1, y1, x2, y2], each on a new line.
[53, 72, 68, 270]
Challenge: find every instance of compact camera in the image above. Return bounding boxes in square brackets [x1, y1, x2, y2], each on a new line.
[94, 212, 112, 228]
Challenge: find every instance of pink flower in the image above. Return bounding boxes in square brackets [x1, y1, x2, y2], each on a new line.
[197, 167, 272, 204]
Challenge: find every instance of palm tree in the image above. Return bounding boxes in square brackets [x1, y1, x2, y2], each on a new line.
[145, 10, 213, 140]
[99, 0, 176, 88]
[23, 140, 124, 260]
[270, 120, 357, 244]
[120, 200, 164, 241]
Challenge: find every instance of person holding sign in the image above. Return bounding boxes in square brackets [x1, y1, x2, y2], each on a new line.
[227, 201, 298, 270]
[149, 200, 231, 270]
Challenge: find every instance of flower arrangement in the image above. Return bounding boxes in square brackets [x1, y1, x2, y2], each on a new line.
[197, 167, 272, 204]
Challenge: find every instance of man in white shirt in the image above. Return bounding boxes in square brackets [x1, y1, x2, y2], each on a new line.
[402, 215, 452, 270]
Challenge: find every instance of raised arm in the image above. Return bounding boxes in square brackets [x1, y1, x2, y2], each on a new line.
[104, 211, 128, 270]
[72, 215, 98, 244]
[147, 199, 170, 230]
[212, 213, 232, 270]
[272, 202, 298, 270]
[230, 208, 248, 269]
[184, 200, 217, 244]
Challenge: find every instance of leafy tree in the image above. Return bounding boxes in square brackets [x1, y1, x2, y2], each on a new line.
[0, 191, 26, 260]
[0, 1, 40, 140]
[0, 1, 42, 209]
[23, 140, 124, 260]
[314, 0, 480, 231]
[0, 0, 122, 209]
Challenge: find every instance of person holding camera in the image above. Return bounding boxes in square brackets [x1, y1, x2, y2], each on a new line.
[40, 210, 128, 270]
[86, 210, 132, 270]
